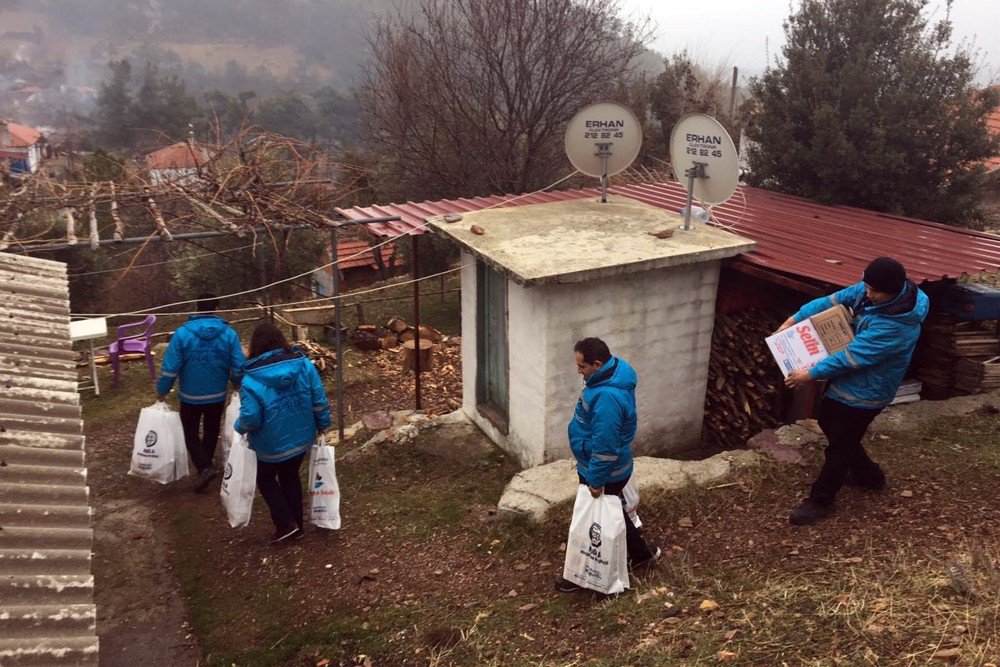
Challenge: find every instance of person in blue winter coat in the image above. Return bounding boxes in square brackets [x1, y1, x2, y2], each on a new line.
[156, 294, 245, 492]
[555, 337, 660, 593]
[780, 257, 929, 525]
[235, 321, 331, 544]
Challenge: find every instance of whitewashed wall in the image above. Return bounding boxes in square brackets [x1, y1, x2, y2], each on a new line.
[460, 250, 723, 469]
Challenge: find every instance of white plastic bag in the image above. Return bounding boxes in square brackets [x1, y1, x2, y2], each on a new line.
[307, 436, 341, 530]
[129, 401, 185, 484]
[218, 392, 241, 465]
[562, 485, 629, 594]
[622, 475, 641, 529]
[220, 434, 257, 528]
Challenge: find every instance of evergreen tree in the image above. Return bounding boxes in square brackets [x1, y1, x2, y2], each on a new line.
[94, 59, 133, 149]
[745, 0, 1000, 224]
[133, 62, 200, 143]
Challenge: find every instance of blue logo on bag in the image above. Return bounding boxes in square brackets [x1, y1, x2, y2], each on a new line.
[314, 473, 323, 489]
[589, 522, 602, 548]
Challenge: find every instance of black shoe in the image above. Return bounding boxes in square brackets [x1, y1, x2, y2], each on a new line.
[270, 524, 298, 544]
[292, 526, 306, 540]
[844, 471, 886, 490]
[554, 577, 585, 593]
[193, 468, 217, 493]
[631, 546, 662, 570]
[789, 500, 835, 525]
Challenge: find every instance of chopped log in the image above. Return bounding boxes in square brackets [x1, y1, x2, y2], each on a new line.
[387, 316, 408, 334]
[399, 325, 442, 344]
[402, 338, 435, 373]
[380, 332, 399, 349]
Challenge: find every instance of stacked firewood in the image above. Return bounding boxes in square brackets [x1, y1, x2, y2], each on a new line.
[704, 310, 787, 449]
[293, 339, 339, 375]
[916, 315, 1000, 397]
[954, 356, 1000, 394]
[350, 317, 441, 351]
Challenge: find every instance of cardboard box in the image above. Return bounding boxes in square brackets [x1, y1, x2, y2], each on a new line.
[765, 305, 855, 378]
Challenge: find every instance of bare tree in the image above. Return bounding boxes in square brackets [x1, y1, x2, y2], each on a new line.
[359, 0, 651, 200]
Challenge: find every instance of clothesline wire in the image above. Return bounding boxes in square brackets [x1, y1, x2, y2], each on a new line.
[69, 169, 581, 319]
[71, 265, 467, 319]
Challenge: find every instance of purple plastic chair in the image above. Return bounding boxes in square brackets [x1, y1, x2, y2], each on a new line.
[109, 315, 157, 387]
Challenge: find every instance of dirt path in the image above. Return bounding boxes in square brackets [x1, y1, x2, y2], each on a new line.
[87, 418, 201, 666]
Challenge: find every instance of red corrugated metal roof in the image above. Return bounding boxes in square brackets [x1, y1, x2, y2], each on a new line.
[336, 181, 1000, 287]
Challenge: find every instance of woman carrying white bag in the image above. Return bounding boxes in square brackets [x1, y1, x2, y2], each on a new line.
[234, 322, 332, 544]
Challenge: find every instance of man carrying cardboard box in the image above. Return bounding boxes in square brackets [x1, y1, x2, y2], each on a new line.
[776, 257, 929, 525]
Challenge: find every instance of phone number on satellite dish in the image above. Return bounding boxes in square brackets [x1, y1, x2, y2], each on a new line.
[584, 120, 626, 140]
[685, 133, 725, 158]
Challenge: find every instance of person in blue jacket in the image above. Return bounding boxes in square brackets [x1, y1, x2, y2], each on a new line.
[156, 294, 245, 492]
[235, 321, 331, 544]
[780, 257, 929, 525]
[556, 337, 660, 593]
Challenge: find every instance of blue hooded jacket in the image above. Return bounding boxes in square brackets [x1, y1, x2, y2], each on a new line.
[567, 356, 637, 488]
[234, 348, 331, 463]
[796, 280, 929, 409]
[156, 314, 245, 404]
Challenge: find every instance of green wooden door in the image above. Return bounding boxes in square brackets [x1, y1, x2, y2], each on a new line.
[476, 261, 508, 427]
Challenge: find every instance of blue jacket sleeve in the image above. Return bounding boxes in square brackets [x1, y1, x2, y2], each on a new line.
[309, 364, 332, 432]
[585, 393, 623, 489]
[234, 385, 263, 434]
[810, 320, 902, 380]
[794, 282, 865, 323]
[227, 329, 246, 388]
[155, 331, 185, 396]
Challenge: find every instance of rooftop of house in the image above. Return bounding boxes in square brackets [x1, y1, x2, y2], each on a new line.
[428, 196, 756, 286]
[145, 141, 213, 171]
[0, 120, 43, 148]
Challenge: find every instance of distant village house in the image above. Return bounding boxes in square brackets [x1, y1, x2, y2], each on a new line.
[0, 119, 45, 177]
[145, 140, 213, 186]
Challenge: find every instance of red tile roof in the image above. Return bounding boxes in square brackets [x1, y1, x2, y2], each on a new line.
[145, 141, 213, 171]
[317, 238, 399, 272]
[336, 181, 1000, 287]
[0, 121, 43, 147]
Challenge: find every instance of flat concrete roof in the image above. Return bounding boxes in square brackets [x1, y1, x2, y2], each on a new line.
[427, 196, 757, 286]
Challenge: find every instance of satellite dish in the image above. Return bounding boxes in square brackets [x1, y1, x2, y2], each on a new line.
[669, 114, 739, 228]
[565, 102, 643, 202]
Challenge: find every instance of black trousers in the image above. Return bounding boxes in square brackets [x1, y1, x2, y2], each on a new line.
[810, 396, 884, 505]
[578, 473, 654, 564]
[179, 401, 225, 473]
[257, 452, 307, 530]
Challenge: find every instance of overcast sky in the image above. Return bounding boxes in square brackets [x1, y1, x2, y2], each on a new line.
[622, 0, 998, 84]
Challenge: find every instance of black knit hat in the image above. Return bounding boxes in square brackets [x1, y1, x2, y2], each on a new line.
[863, 257, 906, 295]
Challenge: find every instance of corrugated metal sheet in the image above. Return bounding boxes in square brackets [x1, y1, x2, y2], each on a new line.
[0, 252, 98, 665]
[336, 181, 1000, 287]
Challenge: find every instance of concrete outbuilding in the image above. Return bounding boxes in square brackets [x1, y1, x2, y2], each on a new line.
[429, 196, 755, 468]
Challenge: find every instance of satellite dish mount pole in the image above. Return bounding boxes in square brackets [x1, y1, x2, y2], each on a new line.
[595, 142, 612, 203]
[682, 162, 708, 230]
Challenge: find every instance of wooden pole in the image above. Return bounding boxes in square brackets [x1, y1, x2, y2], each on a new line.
[412, 234, 422, 410]
[331, 230, 345, 441]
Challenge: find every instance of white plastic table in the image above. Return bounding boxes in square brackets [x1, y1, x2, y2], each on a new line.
[69, 318, 108, 396]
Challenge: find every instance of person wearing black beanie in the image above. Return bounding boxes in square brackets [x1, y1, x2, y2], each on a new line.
[773, 256, 929, 525]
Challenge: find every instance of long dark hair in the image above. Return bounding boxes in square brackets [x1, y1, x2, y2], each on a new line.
[249, 321, 292, 359]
